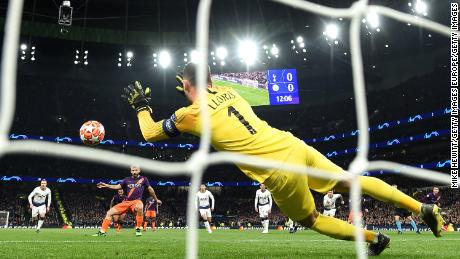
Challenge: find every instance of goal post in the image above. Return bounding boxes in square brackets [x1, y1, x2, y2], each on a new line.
[0, 211, 9, 228]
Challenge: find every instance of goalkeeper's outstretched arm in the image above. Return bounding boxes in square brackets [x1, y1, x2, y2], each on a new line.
[121, 81, 170, 142]
[137, 110, 169, 142]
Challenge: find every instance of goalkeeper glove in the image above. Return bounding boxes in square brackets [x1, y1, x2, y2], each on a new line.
[121, 81, 152, 113]
[175, 73, 185, 96]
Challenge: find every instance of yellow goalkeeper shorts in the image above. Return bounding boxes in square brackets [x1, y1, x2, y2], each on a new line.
[263, 140, 345, 221]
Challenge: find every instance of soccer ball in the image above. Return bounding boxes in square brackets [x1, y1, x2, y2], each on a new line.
[79, 120, 105, 146]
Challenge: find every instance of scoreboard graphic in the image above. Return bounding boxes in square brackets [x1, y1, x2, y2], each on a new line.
[212, 68, 299, 106]
[267, 69, 299, 105]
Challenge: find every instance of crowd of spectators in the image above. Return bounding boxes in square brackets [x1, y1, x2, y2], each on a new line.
[215, 71, 268, 88]
[1, 183, 458, 230]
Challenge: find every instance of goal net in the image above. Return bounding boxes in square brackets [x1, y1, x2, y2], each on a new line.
[0, 0, 454, 259]
[0, 211, 9, 228]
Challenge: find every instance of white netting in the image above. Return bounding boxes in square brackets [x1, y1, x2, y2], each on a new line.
[0, 0, 454, 258]
[0, 211, 9, 228]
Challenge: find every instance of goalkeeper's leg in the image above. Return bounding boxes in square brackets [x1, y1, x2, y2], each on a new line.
[264, 171, 379, 244]
[305, 144, 442, 237]
[303, 144, 422, 214]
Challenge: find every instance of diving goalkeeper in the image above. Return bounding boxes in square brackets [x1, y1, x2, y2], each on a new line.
[122, 62, 443, 256]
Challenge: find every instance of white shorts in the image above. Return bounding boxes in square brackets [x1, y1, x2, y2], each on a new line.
[199, 208, 212, 218]
[258, 204, 270, 218]
[323, 208, 337, 217]
[32, 205, 46, 218]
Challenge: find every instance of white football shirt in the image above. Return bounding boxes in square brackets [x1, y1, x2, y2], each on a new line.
[196, 190, 215, 209]
[323, 194, 342, 210]
[28, 187, 51, 207]
[255, 189, 272, 209]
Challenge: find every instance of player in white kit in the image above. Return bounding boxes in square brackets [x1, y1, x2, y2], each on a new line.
[28, 179, 52, 233]
[323, 190, 344, 217]
[255, 183, 272, 233]
[196, 184, 215, 233]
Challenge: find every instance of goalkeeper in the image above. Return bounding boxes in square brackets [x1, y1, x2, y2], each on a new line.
[122, 62, 443, 256]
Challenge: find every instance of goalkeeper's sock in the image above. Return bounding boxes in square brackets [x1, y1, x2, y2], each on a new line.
[310, 214, 377, 243]
[101, 218, 112, 233]
[37, 220, 44, 230]
[359, 176, 421, 215]
[395, 220, 402, 232]
[135, 215, 143, 229]
[410, 220, 418, 232]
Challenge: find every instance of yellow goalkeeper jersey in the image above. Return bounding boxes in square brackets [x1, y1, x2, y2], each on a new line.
[137, 86, 305, 183]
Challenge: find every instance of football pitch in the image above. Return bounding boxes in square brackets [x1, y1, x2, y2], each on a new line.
[0, 229, 459, 258]
[213, 79, 269, 106]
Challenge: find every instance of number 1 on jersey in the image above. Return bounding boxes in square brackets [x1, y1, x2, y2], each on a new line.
[227, 106, 257, 135]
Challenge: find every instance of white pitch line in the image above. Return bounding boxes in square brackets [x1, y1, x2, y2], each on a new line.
[203, 238, 460, 243]
[0, 240, 124, 243]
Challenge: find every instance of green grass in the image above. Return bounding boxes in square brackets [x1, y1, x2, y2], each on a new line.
[0, 228, 458, 258]
[213, 79, 269, 106]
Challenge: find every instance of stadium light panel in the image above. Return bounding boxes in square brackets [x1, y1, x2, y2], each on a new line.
[366, 12, 380, 29]
[126, 51, 133, 58]
[238, 40, 258, 65]
[159, 50, 172, 68]
[20, 43, 27, 51]
[296, 36, 303, 43]
[324, 24, 339, 39]
[216, 47, 228, 60]
[415, 0, 428, 15]
[190, 50, 199, 64]
[270, 46, 279, 56]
